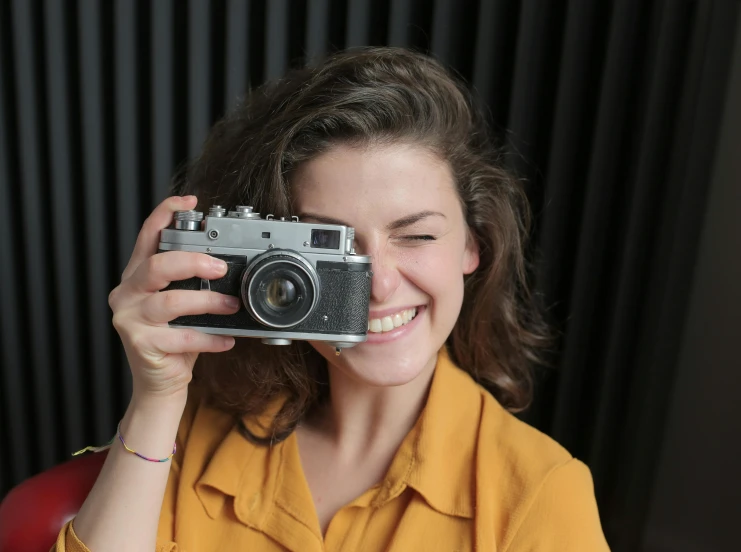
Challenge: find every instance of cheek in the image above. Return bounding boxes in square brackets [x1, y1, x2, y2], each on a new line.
[398, 245, 467, 302]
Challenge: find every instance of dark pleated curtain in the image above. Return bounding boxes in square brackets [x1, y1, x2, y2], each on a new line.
[0, 1, 737, 550]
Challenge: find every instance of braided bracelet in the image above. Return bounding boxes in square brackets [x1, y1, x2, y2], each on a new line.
[72, 421, 176, 462]
[116, 421, 176, 463]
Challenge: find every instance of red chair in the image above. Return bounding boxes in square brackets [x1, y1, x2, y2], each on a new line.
[0, 451, 108, 552]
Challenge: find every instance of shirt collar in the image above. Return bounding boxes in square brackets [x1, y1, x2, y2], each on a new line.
[195, 398, 289, 528]
[195, 347, 481, 524]
[374, 347, 480, 519]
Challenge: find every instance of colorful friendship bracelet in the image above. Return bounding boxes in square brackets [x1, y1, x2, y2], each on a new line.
[116, 421, 176, 463]
[71, 421, 176, 463]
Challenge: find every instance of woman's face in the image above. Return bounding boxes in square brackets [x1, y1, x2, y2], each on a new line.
[292, 143, 479, 386]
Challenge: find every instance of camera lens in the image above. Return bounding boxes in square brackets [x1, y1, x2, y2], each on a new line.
[241, 251, 319, 329]
[265, 277, 297, 310]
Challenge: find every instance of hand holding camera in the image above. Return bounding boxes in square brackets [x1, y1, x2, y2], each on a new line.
[109, 195, 372, 403]
[108, 196, 241, 403]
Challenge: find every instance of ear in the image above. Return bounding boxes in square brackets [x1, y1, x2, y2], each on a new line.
[462, 230, 480, 275]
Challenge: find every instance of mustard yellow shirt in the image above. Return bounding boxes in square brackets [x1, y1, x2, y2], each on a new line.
[55, 350, 609, 551]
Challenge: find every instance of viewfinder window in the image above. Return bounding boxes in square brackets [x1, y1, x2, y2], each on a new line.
[310, 229, 341, 249]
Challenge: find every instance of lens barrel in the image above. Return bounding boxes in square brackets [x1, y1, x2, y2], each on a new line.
[241, 251, 319, 328]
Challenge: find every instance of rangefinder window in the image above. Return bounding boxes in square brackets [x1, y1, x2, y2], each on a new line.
[311, 229, 341, 249]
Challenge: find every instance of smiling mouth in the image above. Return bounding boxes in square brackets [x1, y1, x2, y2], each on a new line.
[368, 307, 418, 334]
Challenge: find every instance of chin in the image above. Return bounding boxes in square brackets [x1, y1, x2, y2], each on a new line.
[311, 342, 435, 387]
[311, 306, 452, 387]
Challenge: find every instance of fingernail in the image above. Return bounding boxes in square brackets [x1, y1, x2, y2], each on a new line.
[211, 258, 228, 272]
[224, 296, 240, 308]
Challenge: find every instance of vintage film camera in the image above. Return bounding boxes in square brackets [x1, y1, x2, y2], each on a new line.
[158, 204, 372, 351]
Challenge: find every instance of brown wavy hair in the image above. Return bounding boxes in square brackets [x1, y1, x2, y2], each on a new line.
[174, 47, 550, 443]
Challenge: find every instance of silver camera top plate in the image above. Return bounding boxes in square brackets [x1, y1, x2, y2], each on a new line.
[160, 206, 370, 266]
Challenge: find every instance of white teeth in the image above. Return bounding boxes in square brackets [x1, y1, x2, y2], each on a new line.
[367, 307, 418, 334]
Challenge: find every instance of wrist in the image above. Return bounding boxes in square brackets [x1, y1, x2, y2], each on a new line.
[118, 398, 184, 460]
[130, 386, 189, 413]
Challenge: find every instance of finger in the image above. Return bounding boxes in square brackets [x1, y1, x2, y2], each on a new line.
[125, 251, 228, 294]
[153, 328, 236, 355]
[121, 195, 198, 282]
[140, 289, 241, 325]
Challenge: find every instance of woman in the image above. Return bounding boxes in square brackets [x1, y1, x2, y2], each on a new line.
[56, 47, 609, 551]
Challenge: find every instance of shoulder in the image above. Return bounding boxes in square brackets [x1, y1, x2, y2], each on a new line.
[457, 375, 608, 549]
[435, 362, 580, 499]
[442, 362, 574, 471]
[477, 387, 574, 471]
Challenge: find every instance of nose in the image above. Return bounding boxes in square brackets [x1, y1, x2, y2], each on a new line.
[369, 248, 401, 304]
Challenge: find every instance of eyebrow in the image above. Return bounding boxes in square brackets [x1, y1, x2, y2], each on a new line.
[299, 210, 446, 231]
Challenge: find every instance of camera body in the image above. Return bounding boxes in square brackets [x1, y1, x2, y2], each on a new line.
[158, 204, 372, 350]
